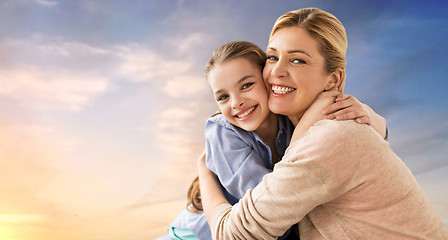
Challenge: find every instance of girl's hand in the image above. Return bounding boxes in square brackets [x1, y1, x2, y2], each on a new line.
[322, 94, 387, 139]
[322, 94, 370, 124]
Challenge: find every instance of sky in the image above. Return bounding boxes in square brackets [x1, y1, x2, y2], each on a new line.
[0, 0, 447, 239]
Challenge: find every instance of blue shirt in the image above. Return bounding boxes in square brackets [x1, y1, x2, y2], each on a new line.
[170, 114, 294, 240]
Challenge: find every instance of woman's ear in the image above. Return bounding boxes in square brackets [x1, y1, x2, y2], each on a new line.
[325, 68, 344, 91]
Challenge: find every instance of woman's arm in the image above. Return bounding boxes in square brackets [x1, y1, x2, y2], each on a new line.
[202, 120, 373, 239]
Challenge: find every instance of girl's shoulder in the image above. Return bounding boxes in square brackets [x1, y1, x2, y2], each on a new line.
[206, 114, 251, 135]
[207, 114, 234, 129]
[205, 114, 258, 145]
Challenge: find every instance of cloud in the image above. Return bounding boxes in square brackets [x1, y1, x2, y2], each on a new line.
[114, 37, 215, 205]
[130, 102, 214, 207]
[0, 36, 112, 111]
[165, 32, 210, 56]
[156, 107, 201, 159]
[0, 121, 67, 239]
[158, 107, 195, 129]
[0, 120, 167, 239]
[388, 110, 448, 174]
[117, 45, 191, 83]
[0, 31, 216, 220]
[0, 64, 107, 111]
[0, 33, 210, 112]
[142, 105, 207, 162]
[117, 44, 206, 98]
[35, 0, 58, 7]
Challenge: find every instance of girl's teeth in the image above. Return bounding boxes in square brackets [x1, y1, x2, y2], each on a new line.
[272, 86, 295, 94]
[237, 106, 255, 118]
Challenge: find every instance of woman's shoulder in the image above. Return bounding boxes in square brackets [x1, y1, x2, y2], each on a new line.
[317, 119, 384, 143]
[313, 119, 379, 137]
[288, 120, 382, 153]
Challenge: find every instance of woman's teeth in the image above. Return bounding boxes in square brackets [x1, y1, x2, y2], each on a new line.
[272, 86, 295, 94]
[237, 106, 256, 118]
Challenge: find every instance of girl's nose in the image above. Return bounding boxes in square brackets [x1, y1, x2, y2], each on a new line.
[232, 97, 245, 109]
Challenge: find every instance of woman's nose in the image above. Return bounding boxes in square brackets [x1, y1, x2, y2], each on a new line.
[271, 59, 287, 78]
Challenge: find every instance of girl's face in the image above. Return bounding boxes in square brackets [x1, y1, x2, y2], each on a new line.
[263, 26, 336, 125]
[208, 57, 270, 132]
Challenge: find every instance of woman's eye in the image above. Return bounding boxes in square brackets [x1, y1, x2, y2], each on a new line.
[291, 58, 306, 64]
[242, 82, 254, 89]
[218, 94, 229, 101]
[267, 55, 278, 61]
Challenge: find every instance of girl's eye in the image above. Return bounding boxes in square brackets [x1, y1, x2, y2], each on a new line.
[267, 55, 278, 61]
[291, 58, 306, 64]
[242, 82, 254, 90]
[218, 94, 229, 101]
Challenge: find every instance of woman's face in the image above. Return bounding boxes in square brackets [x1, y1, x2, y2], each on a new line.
[263, 26, 335, 124]
[208, 57, 271, 132]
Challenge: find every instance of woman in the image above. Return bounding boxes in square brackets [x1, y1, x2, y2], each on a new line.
[167, 41, 385, 240]
[198, 8, 448, 239]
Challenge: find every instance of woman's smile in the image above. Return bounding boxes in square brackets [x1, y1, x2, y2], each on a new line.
[270, 84, 296, 96]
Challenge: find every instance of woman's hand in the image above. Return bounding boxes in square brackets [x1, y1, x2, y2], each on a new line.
[196, 150, 207, 173]
[322, 94, 387, 139]
[197, 150, 228, 224]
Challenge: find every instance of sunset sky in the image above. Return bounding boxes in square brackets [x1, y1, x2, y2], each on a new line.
[0, 0, 447, 239]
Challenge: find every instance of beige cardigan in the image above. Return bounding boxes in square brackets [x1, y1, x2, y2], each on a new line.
[211, 120, 448, 239]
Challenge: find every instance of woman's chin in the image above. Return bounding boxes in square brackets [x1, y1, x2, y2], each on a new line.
[268, 101, 290, 115]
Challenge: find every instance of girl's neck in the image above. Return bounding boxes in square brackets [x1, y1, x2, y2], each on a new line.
[255, 112, 279, 164]
[254, 112, 278, 144]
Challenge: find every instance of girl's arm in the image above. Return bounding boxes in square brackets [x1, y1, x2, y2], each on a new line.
[322, 94, 387, 139]
[292, 91, 388, 143]
[197, 151, 227, 224]
[290, 90, 339, 143]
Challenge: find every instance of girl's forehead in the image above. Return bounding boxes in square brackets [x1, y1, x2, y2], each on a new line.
[209, 58, 262, 90]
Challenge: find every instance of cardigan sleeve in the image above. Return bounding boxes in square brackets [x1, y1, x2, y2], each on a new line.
[210, 120, 385, 239]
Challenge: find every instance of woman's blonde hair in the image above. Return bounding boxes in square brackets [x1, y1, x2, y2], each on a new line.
[270, 8, 347, 92]
[186, 41, 266, 213]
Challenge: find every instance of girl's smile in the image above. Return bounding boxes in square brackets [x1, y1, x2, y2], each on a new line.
[234, 104, 258, 120]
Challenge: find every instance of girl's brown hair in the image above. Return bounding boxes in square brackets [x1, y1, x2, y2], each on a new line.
[186, 41, 266, 212]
